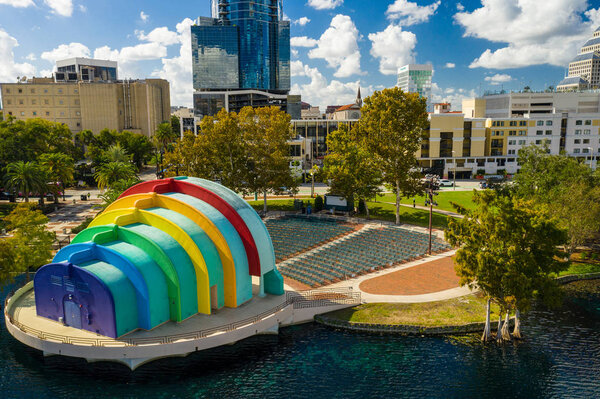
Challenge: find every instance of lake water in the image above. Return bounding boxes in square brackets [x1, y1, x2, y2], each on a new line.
[2, 279, 600, 399]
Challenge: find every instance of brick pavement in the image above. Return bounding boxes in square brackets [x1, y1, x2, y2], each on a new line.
[358, 256, 461, 296]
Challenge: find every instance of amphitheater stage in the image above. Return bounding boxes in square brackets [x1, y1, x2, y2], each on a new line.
[4, 279, 359, 370]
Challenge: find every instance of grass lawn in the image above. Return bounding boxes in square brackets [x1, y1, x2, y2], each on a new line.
[248, 199, 303, 212]
[559, 251, 600, 276]
[325, 294, 502, 327]
[363, 201, 450, 229]
[375, 190, 476, 213]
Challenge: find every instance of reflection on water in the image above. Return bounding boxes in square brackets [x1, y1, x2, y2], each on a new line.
[2, 279, 600, 399]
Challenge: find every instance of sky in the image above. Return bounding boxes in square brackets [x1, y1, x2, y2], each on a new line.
[1, 0, 600, 110]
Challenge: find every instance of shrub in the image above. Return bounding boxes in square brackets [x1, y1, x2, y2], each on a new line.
[358, 199, 366, 214]
[314, 195, 324, 212]
[71, 217, 94, 235]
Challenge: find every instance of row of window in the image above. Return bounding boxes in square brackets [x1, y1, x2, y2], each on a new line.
[492, 120, 528, 127]
[574, 129, 592, 135]
[7, 110, 80, 117]
[536, 120, 553, 126]
[5, 98, 79, 106]
[575, 120, 593, 125]
[4, 87, 78, 95]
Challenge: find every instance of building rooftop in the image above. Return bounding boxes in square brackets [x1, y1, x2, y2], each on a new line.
[558, 76, 589, 86]
[571, 52, 600, 63]
[582, 37, 600, 48]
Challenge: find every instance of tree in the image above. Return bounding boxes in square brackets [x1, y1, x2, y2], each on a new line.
[94, 161, 137, 190]
[118, 131, 153, 170]
[104, 143, 131, 163]
[97, 177, 141, 210]
[324, 123, 382, 218]
[513, 145, 600, 254]
[446, 190, 567, 342]
[171, 115, 181, 137]
[361, 88, 428, 224]
[39, 152, 75, 202]
[153, 122, 178, 178]
[0, 238, 18, 287]
[4, 204, 55, 279]
[240, 107, 297, 212]
[4, 161, 47, 202]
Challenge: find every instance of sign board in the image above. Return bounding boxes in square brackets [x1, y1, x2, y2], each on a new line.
[324, 195, 353, 212]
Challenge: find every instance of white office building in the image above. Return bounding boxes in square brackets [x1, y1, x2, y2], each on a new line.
[397, 64, 433, 112]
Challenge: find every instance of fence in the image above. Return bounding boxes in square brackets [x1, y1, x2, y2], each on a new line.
[4, 285, 360, 349]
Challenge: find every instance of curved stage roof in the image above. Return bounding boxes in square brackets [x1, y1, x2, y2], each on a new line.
[34, 178, 284, 338]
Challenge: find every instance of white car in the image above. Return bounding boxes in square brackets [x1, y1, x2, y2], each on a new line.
[439, 179, 454, 187]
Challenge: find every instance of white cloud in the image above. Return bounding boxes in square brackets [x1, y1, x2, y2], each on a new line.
[0, 0, 34, 7]
[307, 0, 343, 10]
[137, 27, 180, 46]
[290, 61, 369, 109]
[485, 73, 512, 85]
[294, 17, 311, 26]
[455, 0, 600, 69]
[291, 48, 299, 58]
[140, 11, 149, 23]
[386, 0, 441, 26]
[368, 24, 417, 75]
[44, 0, 73, 17]
[0, 29, 36, 83]
[445, 62, 455, 68]
[308, 14, 363, 78]
[291, 36, 318, 48]
[41, 42, 90, 64]
[150, 18, 195, 107]
[78, 4, 86, 12]
[25, 52, 36, 61]
[456, 3, 464, 11]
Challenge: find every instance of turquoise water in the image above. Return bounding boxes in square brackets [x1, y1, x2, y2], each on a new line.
[2, 279, 600, 399]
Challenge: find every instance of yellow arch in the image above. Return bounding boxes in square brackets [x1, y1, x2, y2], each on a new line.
[90, 208, 212, 315]
[105, 193, 237, 307]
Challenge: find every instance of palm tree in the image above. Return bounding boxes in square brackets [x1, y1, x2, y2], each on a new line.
[153, 122, 178, 178]
[39, 153, 74, 201]
[94, 161, 137, 190]
[4, 161, 47, 202]
[104, 143, 131, 163]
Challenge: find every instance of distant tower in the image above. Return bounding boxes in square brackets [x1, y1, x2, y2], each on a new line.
[356, 86, 362, 107]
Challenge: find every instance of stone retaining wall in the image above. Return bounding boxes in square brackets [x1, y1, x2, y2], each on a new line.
[315, 314, 514, 336]
[556, 273, 600, 285]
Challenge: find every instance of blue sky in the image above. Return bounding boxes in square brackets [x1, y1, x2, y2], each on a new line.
[0, 0, 599, 109]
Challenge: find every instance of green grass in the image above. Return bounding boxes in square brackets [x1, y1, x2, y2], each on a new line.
[559, 262, 600, 277]
[363, 201, 450, 228]
[248, 199, 306, 212]
[375, 190, 476, 213]
[325, 294, 502, 327]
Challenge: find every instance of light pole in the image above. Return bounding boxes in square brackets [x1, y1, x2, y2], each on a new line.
[588, 147, 594, 169]
[451, 150, 456, 191]
[425, 174, 439, 255]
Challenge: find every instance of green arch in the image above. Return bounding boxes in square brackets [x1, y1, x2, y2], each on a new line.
[73, 224, 194, 321]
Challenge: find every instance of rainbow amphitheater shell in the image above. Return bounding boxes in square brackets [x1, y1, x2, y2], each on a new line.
[33, 177, 284, 339]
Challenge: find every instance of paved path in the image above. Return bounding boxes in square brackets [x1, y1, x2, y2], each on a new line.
[381, 201, 464, 218]
[46, 200, 101, 239]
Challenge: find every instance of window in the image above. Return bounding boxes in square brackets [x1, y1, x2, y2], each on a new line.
[509, 130, 517, 136]
[44, 89, 48, 93]
[583, 139, 590, 144]
[583, 148, 590, 153]
[508, 140, 516, 145]
[576, 120, 583, 125]
[59, 100, 63, 105]
[536, 130, 543, 135]
[32, 111, 37, 116]
[45, 112, 50, 116]
[575, 129, 582, 135]
[30, 89, 35, 94]
[537, 120, 544, 126]
[76, 122, 81, 127]
[574, 148, 581, 154]
[5, 89, 10, 94]
[31, 99, 36, 105]
[545, 130, 552, 135]
[60, 112, 64, 116]
[575, 139, 581, 144]
[519, 121, 527, 126]
[519, 130, 527, 136]
[508, 149, 516, 155]
[546, 120, 553, 126]
[58, 89, 63, 94]
[20, 111, 25, 116]
[585, 129, 591, 135]
[19, 100, 23, 105]
[18, 88, 22, 93]
[585, 120, 592, 125]
[535, 140, 542, 145]
[44, 99, 49, 105]
[509, 121, 517, 126]
[6, 100, 11, 105]
[76, 111, 80, 116]
[74, 99, 79, 105]
[518, 140, 526, 145]
[74, 89, 78, 94]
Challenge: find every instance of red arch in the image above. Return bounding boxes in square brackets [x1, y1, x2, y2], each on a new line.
[119, 178, 261, 276]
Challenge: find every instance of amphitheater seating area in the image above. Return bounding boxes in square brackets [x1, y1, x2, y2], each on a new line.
[265, 216, 356, 262]
[276, 224, 451, 288]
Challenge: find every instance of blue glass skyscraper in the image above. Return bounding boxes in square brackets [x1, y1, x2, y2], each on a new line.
[191, 1, 295, 117]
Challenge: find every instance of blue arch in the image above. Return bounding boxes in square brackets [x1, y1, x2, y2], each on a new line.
[165, 192, 253, 305]
[54, 243, 152, 330]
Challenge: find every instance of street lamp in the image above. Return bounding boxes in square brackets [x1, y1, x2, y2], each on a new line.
[309, 165, 320, 198]
[451, 150, 456, 191]
[588, 147, 594, 169]
[424, 174, 440, 255]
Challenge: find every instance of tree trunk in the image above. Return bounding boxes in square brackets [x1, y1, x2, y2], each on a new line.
[364, 200, 370, 219]
[496, 313, 503, 343]
[62, 182, 66, 201]
[263, 191, 268, 214]
[481, 298, 493, 342]
[395, 179, 400, 225]
[501, 311, 512, 341]
[512, 309, 522, 339]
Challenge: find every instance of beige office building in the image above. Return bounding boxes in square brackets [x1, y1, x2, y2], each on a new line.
[1, 59, 171, 137]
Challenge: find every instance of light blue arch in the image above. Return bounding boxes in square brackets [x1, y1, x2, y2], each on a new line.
[145, 207, 225, 309]
[165, 192, 253, 305]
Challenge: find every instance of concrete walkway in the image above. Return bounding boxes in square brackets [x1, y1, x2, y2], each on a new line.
[380, 201, 464, 218]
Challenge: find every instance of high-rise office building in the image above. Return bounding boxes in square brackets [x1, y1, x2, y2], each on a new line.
[558, 27, 600, 91]
[397, 64, 434, 112]
[192, 0, 295, 118]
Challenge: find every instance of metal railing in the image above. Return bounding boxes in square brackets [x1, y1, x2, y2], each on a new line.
[4, 285, 360, 348]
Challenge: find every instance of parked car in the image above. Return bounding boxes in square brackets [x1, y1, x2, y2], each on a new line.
[439, 179, 454, 187]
